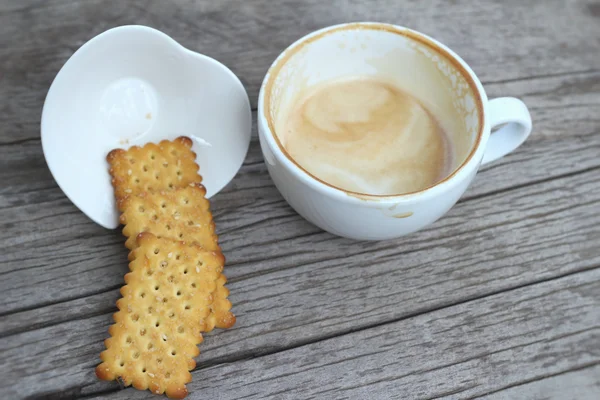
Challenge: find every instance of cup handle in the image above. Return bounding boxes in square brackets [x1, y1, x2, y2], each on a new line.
[482, 97, 532, 165]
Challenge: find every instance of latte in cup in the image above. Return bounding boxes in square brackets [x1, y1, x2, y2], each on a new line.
[280, 77, 452, 195]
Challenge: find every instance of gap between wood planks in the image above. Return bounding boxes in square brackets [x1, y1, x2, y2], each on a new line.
[469, 361, 600, 400]
[2, 89, 599, 400]
[78, 265, 600, 400]
[201, 263, 600, 368]
[3, 163, 600, 398]
[1, 130, 600, 329]
[2, 159, 600, 331]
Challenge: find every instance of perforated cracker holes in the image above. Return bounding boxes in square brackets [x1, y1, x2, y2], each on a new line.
[107, 137, 202, 206]
[119, 184, 218, 251]
[95, 233, 224, 398]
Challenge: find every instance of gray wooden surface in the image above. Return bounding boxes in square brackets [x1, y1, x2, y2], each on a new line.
[1, 0, 599, 399]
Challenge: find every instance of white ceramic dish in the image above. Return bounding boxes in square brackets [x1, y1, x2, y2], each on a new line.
[42, 25, 252, 229]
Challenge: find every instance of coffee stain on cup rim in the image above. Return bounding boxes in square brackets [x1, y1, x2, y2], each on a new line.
[263, 22, 484, 200]
[392, 212, 413, 218]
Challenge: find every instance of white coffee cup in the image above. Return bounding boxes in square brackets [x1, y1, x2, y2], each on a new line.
[257, 23, 532, 240]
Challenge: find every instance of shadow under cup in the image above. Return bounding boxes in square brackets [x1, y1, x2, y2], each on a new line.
[263, 23, 484, 197]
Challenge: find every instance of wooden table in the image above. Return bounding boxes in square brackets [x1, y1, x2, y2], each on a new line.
[2, 1, 600, 399]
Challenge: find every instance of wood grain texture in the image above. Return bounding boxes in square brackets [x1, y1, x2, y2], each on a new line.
[1, 0, 600, 143]
[2, 161, 599, 398]
[87, 268, 600, 400]
[1, 0, 600, 399]
[3, 128, 600, 316]
[480, 364, 600, 400]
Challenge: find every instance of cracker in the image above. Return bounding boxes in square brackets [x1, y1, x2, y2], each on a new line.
[205, 273, 236, 330]
[119, 183, 218, 251]
[107, 137, 201, 208]
[96, 233, 224, 398]
[120, 183, 235, 331]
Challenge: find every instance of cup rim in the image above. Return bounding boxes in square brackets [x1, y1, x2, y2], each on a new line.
[258, 22, 488, 203]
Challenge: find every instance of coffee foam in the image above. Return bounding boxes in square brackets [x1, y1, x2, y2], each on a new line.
[280, 77, 451, 195]
[263, 23, 484, 197]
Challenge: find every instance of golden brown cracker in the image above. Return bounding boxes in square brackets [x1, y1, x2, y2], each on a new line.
[96, 233, 224, 398]
[119, 183, 218, 251]
[107, 137, 201, 207]
[119, 183, 235, 331]
[205, 273, 236, 330]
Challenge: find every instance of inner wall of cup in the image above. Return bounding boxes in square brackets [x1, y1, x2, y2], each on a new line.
[266, 26, 481, 178]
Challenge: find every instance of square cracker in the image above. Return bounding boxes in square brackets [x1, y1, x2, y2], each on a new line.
[120, 183, 235, 331]
[96, 233, 224, 399]
[107, 136, 201, 208]
[119, 183, 218, 251]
